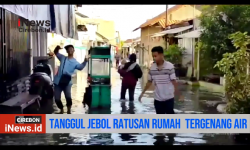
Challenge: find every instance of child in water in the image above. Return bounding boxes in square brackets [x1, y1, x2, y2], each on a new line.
[119, 58, 127, 79]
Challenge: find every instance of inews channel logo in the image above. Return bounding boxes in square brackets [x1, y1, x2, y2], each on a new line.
[18, 18, 51, 32]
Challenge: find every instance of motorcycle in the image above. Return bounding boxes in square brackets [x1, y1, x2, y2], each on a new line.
[29, 54, 54, 101]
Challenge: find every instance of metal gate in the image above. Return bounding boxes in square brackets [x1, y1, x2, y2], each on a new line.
[1, 8, 31, 83]
[0, 8, 31, 102]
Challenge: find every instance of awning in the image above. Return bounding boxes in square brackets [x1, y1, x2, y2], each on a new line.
[133, 38, 141, 42]
[122, 43, 131, 48]
[151, 25, 193, 37]
[76, 15, 101, 25]
[96, 36, 104, 43]
[175, 29, 203, 38]
[96, 32, 109, 43]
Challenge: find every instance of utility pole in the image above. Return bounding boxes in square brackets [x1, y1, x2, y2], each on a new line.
[165, 5, 169, 50]
[190, 5, 196, 81]
[165, 4, 168, 29]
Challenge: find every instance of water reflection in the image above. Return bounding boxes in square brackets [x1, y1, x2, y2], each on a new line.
[52, 133, 71, 145]
[120, 102, 135, 114]
[153, 136, 174, 145]
[0, 69, 236, 145]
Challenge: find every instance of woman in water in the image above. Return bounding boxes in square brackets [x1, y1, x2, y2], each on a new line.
[118, 53, 142, 101]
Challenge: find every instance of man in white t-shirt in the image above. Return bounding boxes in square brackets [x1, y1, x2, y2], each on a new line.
[139, 46, 183, 140]
[139, 46, 183, 114]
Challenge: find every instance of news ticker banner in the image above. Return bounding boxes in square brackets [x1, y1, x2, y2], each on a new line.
[0, 114, 249, 134]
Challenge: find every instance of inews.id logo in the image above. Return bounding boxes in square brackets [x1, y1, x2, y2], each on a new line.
[18, 18, 51, 32]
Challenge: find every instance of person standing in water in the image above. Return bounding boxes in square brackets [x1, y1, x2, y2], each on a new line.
[138, 46, 183, 141]
[115, 53, 120, 68]
[53, 45, 88, 114]
[118, 53, 142, 101]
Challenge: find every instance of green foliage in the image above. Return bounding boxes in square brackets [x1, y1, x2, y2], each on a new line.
[120, 41, 124, 47]
[164, 44, 185, 64]
[215, 32, 250, 114]
[199, 5, 250, 76]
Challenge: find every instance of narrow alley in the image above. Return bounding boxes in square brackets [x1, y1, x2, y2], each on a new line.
[0, 68, 236, 145]
[1, 4, 249, 146]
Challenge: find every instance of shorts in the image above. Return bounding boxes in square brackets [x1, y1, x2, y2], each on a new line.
[154, 98, 175, 114]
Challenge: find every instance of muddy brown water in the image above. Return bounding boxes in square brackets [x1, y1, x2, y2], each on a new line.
[0, 68, 238, 145]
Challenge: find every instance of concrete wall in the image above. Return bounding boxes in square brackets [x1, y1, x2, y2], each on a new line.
[193, 18, 201, 29]
[140, 26, 165, 67]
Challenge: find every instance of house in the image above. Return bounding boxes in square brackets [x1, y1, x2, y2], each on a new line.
[175, 18, 202, 79]
[75, 16, 117, 66]
[96, 19, 116, 62]
[0, 5, 52, 82]
[121, 39, 133, 58]
[151, 5, 203, 78]
[0, 5, 79, 102]
[121, 38, 141, 60]
[133, 5, 203, 68]
[97, 20, 116, 46]
[132, 38, 142, 64]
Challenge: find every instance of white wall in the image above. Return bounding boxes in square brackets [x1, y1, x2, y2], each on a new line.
[178, 38, 192, 66]
[86, 24, 97, 41]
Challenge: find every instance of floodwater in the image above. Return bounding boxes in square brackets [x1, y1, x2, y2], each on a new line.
[0, 68, 237, 145]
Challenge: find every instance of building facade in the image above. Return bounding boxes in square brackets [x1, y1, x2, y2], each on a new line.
[133, 5, 203, 68]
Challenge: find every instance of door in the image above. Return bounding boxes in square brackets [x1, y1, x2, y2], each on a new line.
[4, 10, 31, 83]
[0, 8, 2, 75]
[0, 8, 7, 79]
[0, 8, 7, 102]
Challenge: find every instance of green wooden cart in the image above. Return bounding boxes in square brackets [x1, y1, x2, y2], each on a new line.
[87, 46, 111, 109]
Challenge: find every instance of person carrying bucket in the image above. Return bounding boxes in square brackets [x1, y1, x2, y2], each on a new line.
[118, 53, 142, 101]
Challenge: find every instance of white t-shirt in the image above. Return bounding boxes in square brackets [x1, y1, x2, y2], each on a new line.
[148, 61, 176, 101]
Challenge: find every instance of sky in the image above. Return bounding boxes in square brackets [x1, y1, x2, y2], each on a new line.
[78, 5, 175, 40]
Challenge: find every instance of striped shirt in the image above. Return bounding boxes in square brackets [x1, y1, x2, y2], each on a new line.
[148, 61, 176, 101]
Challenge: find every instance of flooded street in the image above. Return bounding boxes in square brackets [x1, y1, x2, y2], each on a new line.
[0, 68, 236, 145]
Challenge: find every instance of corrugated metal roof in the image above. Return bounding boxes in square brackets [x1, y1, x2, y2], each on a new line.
[151, 25, 193, 37]
[175, 29, 203, 38]
[76, 15, 101, 25]
[75, 12, 89, 18]
[124, 39, 133, 43]
[133, 38, 141, 43]
[96, 32, 109, 42]
[133, 5, 186, 31]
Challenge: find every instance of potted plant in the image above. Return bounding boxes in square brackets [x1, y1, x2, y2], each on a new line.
[215, 32, 250, 143]
[164, 44, 186, 77]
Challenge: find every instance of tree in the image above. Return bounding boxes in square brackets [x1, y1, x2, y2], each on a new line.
[215, 32, 250, 114]
[199, 5, 250, 76]
[120, 41, 124, 48]
[164, 44, 185, 65]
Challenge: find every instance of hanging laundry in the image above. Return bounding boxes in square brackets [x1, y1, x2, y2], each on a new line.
[49, 5, 56, 31]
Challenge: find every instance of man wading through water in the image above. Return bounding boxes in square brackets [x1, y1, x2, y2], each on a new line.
[52, 45, 88, 114]
[138, 46, 183, 140]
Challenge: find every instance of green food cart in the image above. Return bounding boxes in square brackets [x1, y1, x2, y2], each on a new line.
[87, 46, 111, 109]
